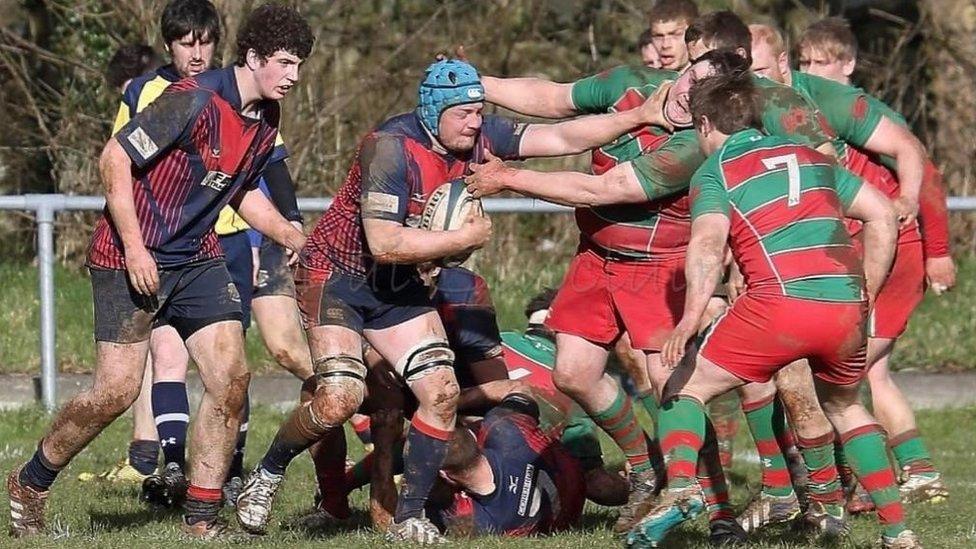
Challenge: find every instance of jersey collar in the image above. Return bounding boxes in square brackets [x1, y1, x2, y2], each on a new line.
[156, 64, 181, 83]
[725, 128, 765, 148]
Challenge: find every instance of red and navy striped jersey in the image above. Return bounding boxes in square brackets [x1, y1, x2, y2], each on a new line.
[302, 112, 524, 283]
[88, 66, 280, 269]
[691, 129, 865, 302]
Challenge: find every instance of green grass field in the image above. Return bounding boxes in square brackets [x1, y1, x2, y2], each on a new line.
[0, 405, 973, 548]
[1, 253, 975, 374]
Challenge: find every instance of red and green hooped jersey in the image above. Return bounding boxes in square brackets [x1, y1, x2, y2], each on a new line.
[569, 66, 833, 259]
[690, 129, 865, 303]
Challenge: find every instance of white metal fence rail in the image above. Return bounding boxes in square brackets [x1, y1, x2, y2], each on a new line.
[2, 193, 975, 410]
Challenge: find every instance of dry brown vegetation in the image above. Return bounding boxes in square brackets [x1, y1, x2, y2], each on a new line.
[0, 0, 973, 262]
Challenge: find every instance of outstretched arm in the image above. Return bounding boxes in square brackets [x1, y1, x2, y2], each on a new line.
[661, 214, 730, 368]
[482, 76, 577, 118]
[862, 117, 926, 226]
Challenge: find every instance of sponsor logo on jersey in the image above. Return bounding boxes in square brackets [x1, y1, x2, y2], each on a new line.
[201, 170, 233, 192]
[517, 463, 536, 516]
[127, 127, 159, 160]
[365, 192, 400, 214]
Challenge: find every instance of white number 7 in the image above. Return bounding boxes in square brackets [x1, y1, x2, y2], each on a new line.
[762, 153, 801, 207]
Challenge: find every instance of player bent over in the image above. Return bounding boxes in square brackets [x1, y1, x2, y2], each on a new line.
[628, 73, 920, 549]
[6, 3, 313, 539]
[234, 59, 670, 543]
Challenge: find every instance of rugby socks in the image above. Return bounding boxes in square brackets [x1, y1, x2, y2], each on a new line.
[840, 425, 907, 538]
[184, 485, 222, 526]
[709, 393, 740, 470]
[658, 396, 707, 489]
[260, 402, 328, 476]
[127, 439, 160, 476]
[351, 415, 373, 445]
[636, 389, 659, 431]
[228, 394, 250, 480]
[889, 429, 937, 475]
[152, 381, 189, 469]
[834, 439, 855, 489]
[310, 429, 350, 517]
[796, 432, 844, 512]
[742, 395, 794, 497]
[395, 416, 451, 522]
[697, 419, 734, 521]
[591, 386, 652, 473]
[19, 446, 61, 491]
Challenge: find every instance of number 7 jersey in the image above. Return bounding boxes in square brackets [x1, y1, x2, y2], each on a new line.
[690, 129, 866, 303]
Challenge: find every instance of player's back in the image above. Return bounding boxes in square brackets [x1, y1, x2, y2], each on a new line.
[693, 129, 864, 303]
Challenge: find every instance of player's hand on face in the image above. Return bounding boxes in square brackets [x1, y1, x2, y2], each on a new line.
[638, 81, 674, 132]
[893, 196, 919, 228]
[661, 320, 697, 370]
[925, 255, 956, 295]
[124, 245, 159, 296]
[465, 150, 511, 198]
[459, 207, 492, 249]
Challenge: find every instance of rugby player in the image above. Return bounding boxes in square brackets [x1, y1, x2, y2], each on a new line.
[795, 18, 954, 503]
[6, 3, 314, 538]
[638, 29, 662, 69]
[647, 0, 698, 71]
[631, 71, 920, 549]
[233, 58, 674, 543]
[426, 393, 587, 538]
[474, 44, 833, 538]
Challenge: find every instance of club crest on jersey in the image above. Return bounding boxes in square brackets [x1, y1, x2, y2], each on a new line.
[201, 170, 233, 192]
[126, 127, 158, 160]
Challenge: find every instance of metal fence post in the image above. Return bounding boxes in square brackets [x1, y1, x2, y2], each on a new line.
[36, 202, 57, 412]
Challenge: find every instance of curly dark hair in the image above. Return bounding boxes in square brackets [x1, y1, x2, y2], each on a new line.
[235, 3, 314, 66]
[105, 44, 162, 90]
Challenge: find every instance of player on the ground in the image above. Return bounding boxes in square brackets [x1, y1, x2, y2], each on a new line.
[6, 3, 313, 539]
[795, 18, 954, 504]
[476, 43, 833, 539]
[629, 71, 920, 549]
[233, 58, 674, 543]
[647, 0, 698, 71]
[426, 393, 587, 538]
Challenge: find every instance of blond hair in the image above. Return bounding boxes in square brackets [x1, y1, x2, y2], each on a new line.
[749, 24, 786, 58]
[798, 17, 857, 62]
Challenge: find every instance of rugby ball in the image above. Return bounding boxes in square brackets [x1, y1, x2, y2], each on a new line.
[420, 179, 483, 267]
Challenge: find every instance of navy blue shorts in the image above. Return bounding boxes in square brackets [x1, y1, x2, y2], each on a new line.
[254, 238, 295, 299]
[295, 263, 433, 333]
[432, 267, 504, 387]
[91, 259, 243, 344]
[219, 231, 255, 330]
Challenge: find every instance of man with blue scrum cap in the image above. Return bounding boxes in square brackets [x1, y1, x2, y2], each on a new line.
[236, 58, 673, 543]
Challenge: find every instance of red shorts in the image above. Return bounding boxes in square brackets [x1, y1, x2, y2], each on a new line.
[546, 245, 685, 351]
[869, 239, 924, 339]
[700, 294, 868, 386]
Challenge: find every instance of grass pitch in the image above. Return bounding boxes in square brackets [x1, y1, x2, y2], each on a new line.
[0, 405, 973, 548]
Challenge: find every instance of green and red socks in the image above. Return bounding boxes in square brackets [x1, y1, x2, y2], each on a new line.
[889, 429, 937, 476]
[840, 424, 907, 538]
[591, 386, 653, 474]
[795, 432, 844, 513]
[658, 396, 707, 489]
[697, 418, 734, 521]
[742, 395, 794, 497]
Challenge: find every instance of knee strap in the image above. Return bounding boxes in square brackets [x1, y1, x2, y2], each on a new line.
[313, 354, 367, 384]
[394, 338, 454, 384]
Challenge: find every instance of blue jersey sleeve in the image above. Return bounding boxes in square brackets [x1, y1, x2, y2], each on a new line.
[359, 133, 411, 224]
[480, 115, 527, 161]
[115, 88, 211, 169]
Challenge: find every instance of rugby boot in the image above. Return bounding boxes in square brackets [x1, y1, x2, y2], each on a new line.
[880, 529, 923, 549]
[795, 500, 849, 540]
[385, 515, 446, 544]
[613, 467, 660, 533]
[222, 476, 243, 508]
[898, 467, 948, 504]
[181, 517, 228, 540]
[7, 468, 47, 537]
[708, 517, 747, 546]
[846, 482, 876, 514]
[736, 490, 800, 532]
[77, 458, 150, 484]
[236, 467, 284, 534]
[141, 462, 188, 508]
[626, 483, 705, 548]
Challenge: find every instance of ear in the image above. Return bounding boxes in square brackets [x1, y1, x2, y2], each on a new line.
[245, 48, 262, 70]
[736, 46, 749, 61]
[698, 114, 713, 136]
[842, 57, 856, 77]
